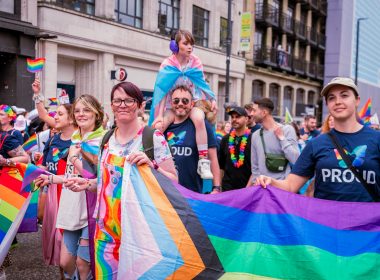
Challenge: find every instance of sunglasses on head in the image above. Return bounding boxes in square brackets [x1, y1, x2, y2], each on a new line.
[172, 98, 190, 105]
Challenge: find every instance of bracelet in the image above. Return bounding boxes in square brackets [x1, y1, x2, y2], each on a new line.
[49, 175, 53, 184]
[212, 186, 222, 192]
[5, 159, 10, 166]
[32, 94, 44, 104]
[151, 160, 159, 170]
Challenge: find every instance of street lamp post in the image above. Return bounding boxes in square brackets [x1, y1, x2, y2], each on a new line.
[355, 17, 368, 85]
[225, 0, 232, 120]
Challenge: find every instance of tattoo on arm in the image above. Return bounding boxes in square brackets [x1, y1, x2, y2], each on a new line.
[8, 146, 27, 157]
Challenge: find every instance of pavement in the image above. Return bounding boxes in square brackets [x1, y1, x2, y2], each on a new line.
[4, 229, 61, 280]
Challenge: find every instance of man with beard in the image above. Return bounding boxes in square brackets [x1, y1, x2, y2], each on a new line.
[300, 115, 320, 141]
[218, 107, 252, 191]
[164, 84, 221, 193]
[244, 103, 261, 133]
[247, 98, 299, 185]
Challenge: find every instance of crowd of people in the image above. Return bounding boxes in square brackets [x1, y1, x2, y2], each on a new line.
[1, 29, 380, 280]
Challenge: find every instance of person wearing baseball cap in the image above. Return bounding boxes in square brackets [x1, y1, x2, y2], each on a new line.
[218, 106, 252, 191]
[255, 77, 380, 202]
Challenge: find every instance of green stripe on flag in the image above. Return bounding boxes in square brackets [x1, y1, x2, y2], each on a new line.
[209, 235, 380, 280]
[0, 199, 19, 221]
[0, 213, 12, 233]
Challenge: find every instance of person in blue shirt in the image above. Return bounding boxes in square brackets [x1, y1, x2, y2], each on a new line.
[0, 105, 24, 146]
[300, 114, 320, 141]
[256, 77, 380, 202]
[164, 83, 220, 193]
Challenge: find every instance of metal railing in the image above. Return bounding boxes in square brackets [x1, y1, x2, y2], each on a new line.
[280, 12, 294, 34]
[294, 20, 306, 39]
[255, 3, 280, 27]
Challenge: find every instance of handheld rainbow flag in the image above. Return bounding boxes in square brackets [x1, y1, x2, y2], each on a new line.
[22, 134, 37, 152]
[116, 165, 380, 279]
[358, 98, 371, 124]
[285, 106, 293, 123]
[26, 58, 46, 73]
[48, 97, 59, 106]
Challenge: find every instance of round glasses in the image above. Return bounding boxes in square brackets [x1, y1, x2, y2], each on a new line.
[172, 98, 190, 105]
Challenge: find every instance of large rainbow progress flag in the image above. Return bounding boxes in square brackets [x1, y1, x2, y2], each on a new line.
[120, 165, 380, 279]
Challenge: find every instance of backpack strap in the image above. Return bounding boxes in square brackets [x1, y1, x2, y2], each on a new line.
[99, 128, 115, 156]
[99, 126, 155, 161]
[0, 133, 9, 152]
[142, 126, 155, 161]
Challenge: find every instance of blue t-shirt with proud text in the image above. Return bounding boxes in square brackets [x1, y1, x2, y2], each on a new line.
[165, 118, 216, 193]
[42, 133, 71, 174]
[291, 126, 380, 202]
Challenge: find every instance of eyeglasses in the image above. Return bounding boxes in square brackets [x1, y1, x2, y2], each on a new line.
[172, 98, 190, 105]
[111, 98, 136, 107]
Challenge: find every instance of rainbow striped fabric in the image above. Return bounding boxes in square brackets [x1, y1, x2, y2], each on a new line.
[0, 163, 48, 265]
[119, 165, 380, 279]
[358, 98, 372, 125]
[149, 54, 215, 125]
[71, 126, 105, 179]
[26, 58, 45, 73]
[22, 133, 37, 152]
[0, 105, 16, 121]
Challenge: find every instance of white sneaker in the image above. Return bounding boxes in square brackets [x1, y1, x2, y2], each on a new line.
[197, 158, 214, 179]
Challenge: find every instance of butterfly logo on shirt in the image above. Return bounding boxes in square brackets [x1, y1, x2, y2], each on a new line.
[166, 131, 186, 146]
[52, 147, 69, 162]
[334, 145, 367, 168]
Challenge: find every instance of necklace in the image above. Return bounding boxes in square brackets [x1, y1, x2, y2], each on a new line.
[228, 129, 250, 168]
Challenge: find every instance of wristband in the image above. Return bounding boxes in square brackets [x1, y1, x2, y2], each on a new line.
[212, 186, 222, 192]
[151, 160, 159, 170]
[32, 94, 45, 104]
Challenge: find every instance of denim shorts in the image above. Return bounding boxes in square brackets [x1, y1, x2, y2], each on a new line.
[63, 226, 90, 262]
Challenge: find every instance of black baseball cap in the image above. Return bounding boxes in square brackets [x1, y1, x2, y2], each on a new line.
[227, 106, 248, 117]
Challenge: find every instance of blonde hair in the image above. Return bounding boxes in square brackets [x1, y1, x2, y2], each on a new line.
[72, 94, 104, 129]
[195, 100, 216, 125]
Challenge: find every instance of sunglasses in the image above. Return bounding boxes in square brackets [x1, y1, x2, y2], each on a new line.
[172, 98, 190, 105]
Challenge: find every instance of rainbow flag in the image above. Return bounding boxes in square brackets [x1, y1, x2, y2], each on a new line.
[358, 98, 372, 124]
[216, 129, 225, 140]
[118, 165, 380, 279]
[22, 133, 37, 152]
[0, 163, 49, 265]
[26, 58, 45, 73]
[48, 97, 58, 106]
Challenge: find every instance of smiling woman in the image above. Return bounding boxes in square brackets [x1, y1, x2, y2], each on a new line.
[255, 77, 380, 203]
[64, 81, 178, 279]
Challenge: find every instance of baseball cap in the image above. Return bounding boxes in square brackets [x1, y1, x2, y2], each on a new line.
[14, 115, 27, 131]
[227, 106, 248, 117]
[320, 77, 359, 97]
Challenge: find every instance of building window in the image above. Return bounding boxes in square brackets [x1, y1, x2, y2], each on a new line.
[158, 0, 180, 36]
[192, 5, 209, 47]
[269, 83, 280, 115]
[0, 0, 14, 14]
[283, 86, 293, 113]
[296, 88, 304, 105]
[308, 90, 316, 104]
[252, 80, 264, 101]
[220, 17, 227, 48]
[115, 0, 143, 28]
[54, 0, 95, 15]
